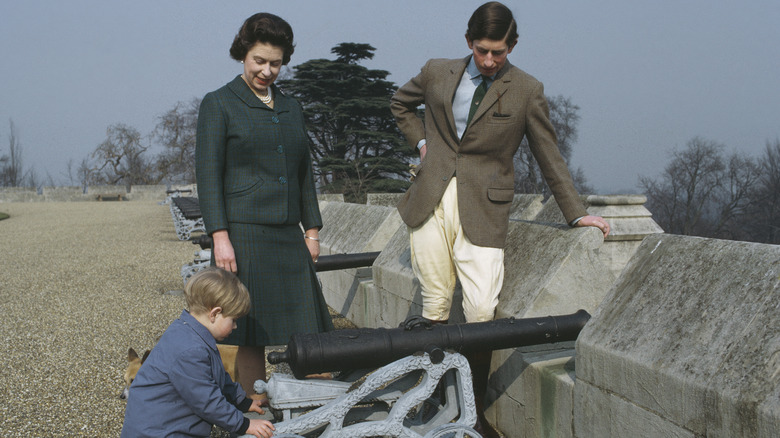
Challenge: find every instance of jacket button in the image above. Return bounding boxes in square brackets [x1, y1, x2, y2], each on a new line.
[279, 176, 287, 185]
[271, 115, 280, 124]
[277, 145, 284, 154]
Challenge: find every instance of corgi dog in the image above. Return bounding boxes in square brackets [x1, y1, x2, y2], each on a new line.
[121, 344, 240, 400]
[120, 348, 150, 400]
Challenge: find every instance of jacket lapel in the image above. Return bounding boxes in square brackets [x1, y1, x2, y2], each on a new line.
[470, 61, 513, 126]
[443, 57, 469, 143]
[227, 75, 276, 110]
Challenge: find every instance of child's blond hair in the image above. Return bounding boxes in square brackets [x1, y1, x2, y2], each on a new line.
[184, 267, 251, 318]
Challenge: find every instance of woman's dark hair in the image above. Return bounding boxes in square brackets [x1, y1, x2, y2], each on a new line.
[466, 2, 518, 44]
[229, 13, 295, 65]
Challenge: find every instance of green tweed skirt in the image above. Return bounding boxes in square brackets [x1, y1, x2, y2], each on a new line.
[219, 222, 334, 346]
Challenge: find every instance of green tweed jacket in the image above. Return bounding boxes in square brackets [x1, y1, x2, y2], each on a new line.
[391, 57, 587, 248]
[196, 75, 322, 234]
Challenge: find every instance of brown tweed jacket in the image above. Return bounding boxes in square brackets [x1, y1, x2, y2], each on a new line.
[391, 57, 587, 248]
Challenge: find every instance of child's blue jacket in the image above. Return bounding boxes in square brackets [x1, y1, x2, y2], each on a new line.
[121, 310, 252, 437]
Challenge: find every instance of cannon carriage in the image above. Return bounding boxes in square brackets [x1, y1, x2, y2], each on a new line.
[244, 310, 590, 438]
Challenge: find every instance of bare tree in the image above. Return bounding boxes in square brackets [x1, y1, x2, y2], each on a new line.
[742, 140, 780, 243]
[547, 95, 580, 161]
[1, 119, 25, 187]
[91, 123, 161, 185]
[0, 153, 7, 186]
[77, 158, 97, 190]
[708, 152, 760, 239]
[63, 158, 78, 186]
[153, 98, 200, 184]
[640, 136, 768, 242]
[640, 137, 726, 235]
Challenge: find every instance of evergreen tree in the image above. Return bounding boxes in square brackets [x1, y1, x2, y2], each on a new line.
[277, 43, 413, 203]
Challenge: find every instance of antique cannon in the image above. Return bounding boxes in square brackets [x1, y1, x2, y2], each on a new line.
[268, 310, 590, 379]
[252, 311, 590, 438]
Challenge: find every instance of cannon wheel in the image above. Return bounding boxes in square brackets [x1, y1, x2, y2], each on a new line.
[423, 423, 482, 438]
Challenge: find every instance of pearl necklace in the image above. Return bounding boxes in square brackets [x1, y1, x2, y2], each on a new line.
[258, 87, 273, 104]
[240, 74, 273, 104]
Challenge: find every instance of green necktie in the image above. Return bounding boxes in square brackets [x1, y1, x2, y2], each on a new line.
[466, 75, 489, 126]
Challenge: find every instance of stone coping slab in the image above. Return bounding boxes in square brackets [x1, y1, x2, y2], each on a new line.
[576, 233, 780, 437]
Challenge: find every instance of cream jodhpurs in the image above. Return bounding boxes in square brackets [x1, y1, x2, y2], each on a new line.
[409, 177, 505, 322]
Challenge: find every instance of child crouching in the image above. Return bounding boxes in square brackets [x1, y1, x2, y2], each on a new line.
[121, 267, 274, 438]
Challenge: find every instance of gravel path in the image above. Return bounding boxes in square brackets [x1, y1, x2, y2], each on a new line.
[0, 201, 252, 436]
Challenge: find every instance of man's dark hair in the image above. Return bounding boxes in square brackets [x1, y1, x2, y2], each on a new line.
[229, 12, 295, 65]
[466, 2, 518, 44]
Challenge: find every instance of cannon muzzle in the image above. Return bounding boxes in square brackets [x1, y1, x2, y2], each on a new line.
[268, 310, 590, 379]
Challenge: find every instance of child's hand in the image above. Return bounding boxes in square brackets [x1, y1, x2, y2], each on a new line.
[248, 397, 268, 415]
[245, 419, 275, 438]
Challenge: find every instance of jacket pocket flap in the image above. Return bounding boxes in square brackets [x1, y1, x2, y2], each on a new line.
[487, 187, 514, 202]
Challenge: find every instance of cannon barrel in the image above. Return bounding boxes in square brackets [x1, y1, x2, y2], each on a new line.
[314, 251, 381, 272]
[268, 310, 590, 379]
[190, 234, 213, 250]
[186, 235, 379, 272]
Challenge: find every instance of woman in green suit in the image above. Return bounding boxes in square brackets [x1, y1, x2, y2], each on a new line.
[195, 13, 333, 396]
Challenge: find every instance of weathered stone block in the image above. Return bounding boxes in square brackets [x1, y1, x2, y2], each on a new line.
[366, 192, 404, 207]
[585, 195, 664, 242]
[317, 193, 344, 203]
[489, 346, 577, 438]
[497, 221, 614, 319]
[317, 201, 405, 327]
[370, 225, 424, 328]
[576, 233, 780, 437]
[509, 194, 544, 221]
[318, 202, 401, 254]
[574, 381, 695, 437]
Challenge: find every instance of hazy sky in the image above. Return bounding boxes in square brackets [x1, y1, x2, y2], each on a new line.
[1, 0, 778, 193]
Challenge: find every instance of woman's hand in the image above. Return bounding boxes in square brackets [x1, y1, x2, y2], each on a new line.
[304, 228, 320, 262]
[211, 230, 238, 273]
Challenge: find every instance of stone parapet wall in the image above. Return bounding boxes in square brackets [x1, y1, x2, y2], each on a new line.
[128, 184, 173, 201]
[42, 186, 86, 201]
[0, 187, 39, 202]
[0, 184, 195, 202]
[315, 194, 779, 437]
[575, 234, 780, 437]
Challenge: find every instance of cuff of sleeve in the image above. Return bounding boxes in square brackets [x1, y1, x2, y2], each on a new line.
[569, 216, 584, 227]
[416, 139, 426, 150]
[237, 397, 253, 413]
[238, 417, 250, 435]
